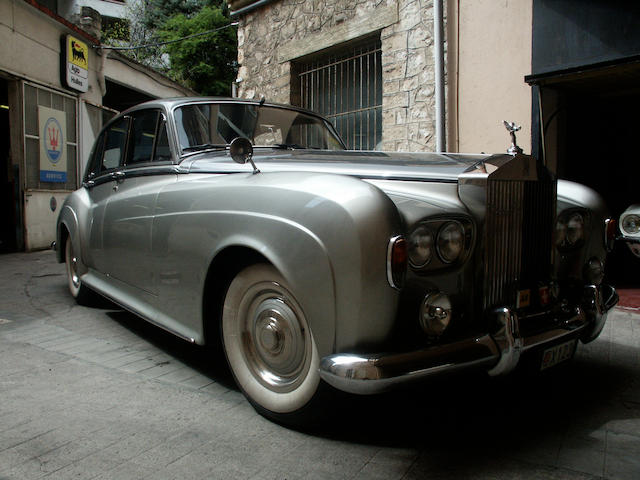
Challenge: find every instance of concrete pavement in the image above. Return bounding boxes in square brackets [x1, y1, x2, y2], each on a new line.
[0, 250, 639, 479]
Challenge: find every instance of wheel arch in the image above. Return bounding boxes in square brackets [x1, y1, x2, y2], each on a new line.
[201, 245, 269, 350]
[57, 205, 78, 264]
[198, 225, 338, 359]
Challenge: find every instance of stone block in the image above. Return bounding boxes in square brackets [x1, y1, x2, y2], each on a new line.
[383, 91, 409, 108]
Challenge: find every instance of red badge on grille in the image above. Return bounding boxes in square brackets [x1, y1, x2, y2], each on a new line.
[539, 286, 550, 306]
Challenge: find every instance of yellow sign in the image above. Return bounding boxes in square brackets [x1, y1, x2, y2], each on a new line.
[67, 35, 88, 69]
[65, 35, 89, 92]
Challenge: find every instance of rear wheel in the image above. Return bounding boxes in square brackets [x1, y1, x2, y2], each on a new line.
[221, 263, 324, 425]
[65, 238, 94, 305]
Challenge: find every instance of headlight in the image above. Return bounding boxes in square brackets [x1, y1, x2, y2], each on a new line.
[621, 214, 640, 235]
[408, 225, 434, 267]
[437, 221, 464, 263]
[566, 213, 585, 245]
[556, 211, 586, 249]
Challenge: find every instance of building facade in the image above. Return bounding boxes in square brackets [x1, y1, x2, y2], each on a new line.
[0, 0, 191, 252]
[229, 0, 640, 282]
[227, 0, 534, 156]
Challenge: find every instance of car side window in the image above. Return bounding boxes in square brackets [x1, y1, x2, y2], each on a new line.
[128, 110, 159, 165]
[102, 117, 129, 171]
[153, 117, 171, 162]
[84, 132, 106, 180]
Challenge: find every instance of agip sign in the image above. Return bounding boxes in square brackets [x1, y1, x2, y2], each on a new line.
[64, 35, 89, 93]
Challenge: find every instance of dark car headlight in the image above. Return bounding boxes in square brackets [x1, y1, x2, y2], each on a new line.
[437, 221, 465, 263]
[408, 225, 435, 267]
[621, 213, 640, 235]
[556, 210, 587, 250]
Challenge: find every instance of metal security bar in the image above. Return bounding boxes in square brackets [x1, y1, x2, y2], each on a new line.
[297, 39, 382, 150]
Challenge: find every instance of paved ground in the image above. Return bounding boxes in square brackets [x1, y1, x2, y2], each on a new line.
[0, 250, 639, 480]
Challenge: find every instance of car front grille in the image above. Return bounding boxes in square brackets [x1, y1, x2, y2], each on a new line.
[483, 177, 556, 309]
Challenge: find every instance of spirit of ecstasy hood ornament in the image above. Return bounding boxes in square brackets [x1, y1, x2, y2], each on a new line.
[503, 120, 523, 155]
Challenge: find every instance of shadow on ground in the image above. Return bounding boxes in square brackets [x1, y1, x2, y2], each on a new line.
[102, 306, 636, 464]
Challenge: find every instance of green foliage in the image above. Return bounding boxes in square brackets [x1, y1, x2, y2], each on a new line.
[101, 0, 236, 95]
[142, 0, 207, 31]
[157, 5, 237, 95]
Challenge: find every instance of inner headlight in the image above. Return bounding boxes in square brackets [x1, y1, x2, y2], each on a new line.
[556, 211, 586, 249]
[437, 221, 464, 263]
[408, 226, 434, 267]
[566, 212, 585, 245]
[622, 214, 640, 235]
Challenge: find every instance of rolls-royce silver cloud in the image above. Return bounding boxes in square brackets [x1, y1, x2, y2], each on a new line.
[56, 98, 618, 425]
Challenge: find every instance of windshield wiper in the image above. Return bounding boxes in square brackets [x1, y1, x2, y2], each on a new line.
[182, 143, 227, 153]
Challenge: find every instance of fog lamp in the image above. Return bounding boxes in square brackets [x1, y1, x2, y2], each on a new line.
[419, 292, 452, 336]
[585, 257, 605, 285]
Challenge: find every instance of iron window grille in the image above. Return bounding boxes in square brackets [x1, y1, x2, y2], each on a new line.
[296, 38, 382, 150]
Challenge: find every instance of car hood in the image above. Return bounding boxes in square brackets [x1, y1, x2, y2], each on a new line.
[184, 149, 498, 182]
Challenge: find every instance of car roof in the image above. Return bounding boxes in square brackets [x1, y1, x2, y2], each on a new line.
[121, 97, 319, 117]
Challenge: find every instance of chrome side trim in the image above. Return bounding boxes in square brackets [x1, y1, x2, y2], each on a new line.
[581, 284, 618, 343]
[386, 235, 406, 290]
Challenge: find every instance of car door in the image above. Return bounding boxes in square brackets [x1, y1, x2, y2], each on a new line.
[101, 109, 177, 295]
[84, 116, 130, 275]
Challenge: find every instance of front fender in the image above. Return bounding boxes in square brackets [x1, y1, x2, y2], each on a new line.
[153, 172, 403, 356]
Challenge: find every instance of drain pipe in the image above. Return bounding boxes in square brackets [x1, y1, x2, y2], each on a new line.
[434, 0, 446, 152]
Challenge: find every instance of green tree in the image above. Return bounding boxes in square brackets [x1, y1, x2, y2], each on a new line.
[101, 0, 237, 95]
[157, 5, 237, 95]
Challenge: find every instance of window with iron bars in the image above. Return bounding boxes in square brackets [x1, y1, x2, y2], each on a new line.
[294, 38, 382, 150]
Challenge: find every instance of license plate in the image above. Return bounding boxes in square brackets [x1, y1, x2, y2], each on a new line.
[540, 339, 576, 371]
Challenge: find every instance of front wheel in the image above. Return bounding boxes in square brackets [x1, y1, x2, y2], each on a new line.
[221, 264, 325, 425]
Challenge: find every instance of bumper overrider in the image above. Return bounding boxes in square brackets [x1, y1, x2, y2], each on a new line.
[319, 284, 618, 395]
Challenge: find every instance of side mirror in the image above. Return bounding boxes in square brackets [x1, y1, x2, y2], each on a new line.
[229, 137, 259, 174]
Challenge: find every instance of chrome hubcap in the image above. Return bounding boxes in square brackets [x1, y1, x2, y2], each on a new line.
[66, 241, 80, 290]
[239, 282, 310, 393]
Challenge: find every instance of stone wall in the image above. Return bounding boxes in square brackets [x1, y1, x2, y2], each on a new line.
[236, 0, 441, 152]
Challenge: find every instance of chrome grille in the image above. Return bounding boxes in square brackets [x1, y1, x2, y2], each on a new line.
[484, 177, 556, 308]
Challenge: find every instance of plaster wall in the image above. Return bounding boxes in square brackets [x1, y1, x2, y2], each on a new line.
[452, 0, 533, 155]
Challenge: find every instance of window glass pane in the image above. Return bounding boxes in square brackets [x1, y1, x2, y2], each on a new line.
[52, 93, 64, 110]
[24, 85, 38, 136]
[128, 110, 158, 164]
[25, 137, 39, 189]
[153, 120, 171, 162]
[65, 97, 76, 143]
[102, 118, 128, 170]
[38, 89, 51, 108]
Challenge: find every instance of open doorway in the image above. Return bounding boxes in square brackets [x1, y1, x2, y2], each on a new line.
[0, 78, 17, 253]
[539, 65, 640, 286]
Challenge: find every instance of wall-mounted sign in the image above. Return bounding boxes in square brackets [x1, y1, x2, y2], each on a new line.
[64, 35, 89, 93]
[39, 106, 67, 183]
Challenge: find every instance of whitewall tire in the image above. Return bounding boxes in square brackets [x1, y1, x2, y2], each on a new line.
[222, 263, 321, 418]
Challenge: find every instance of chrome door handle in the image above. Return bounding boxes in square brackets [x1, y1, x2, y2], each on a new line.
[111, 170, 125, 182]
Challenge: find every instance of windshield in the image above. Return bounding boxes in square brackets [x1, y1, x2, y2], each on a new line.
[174, 103, 345, 154]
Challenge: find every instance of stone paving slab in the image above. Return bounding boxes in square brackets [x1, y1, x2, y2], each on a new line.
[0, 251, 639, 479]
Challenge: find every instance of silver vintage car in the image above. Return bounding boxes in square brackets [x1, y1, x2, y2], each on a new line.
[57, 98, 618, 425]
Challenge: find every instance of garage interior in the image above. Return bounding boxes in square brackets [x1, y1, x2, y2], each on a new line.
[533, 60, 640, 288]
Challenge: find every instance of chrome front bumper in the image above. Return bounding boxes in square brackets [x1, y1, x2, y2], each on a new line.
[319, 284, 618, 395]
